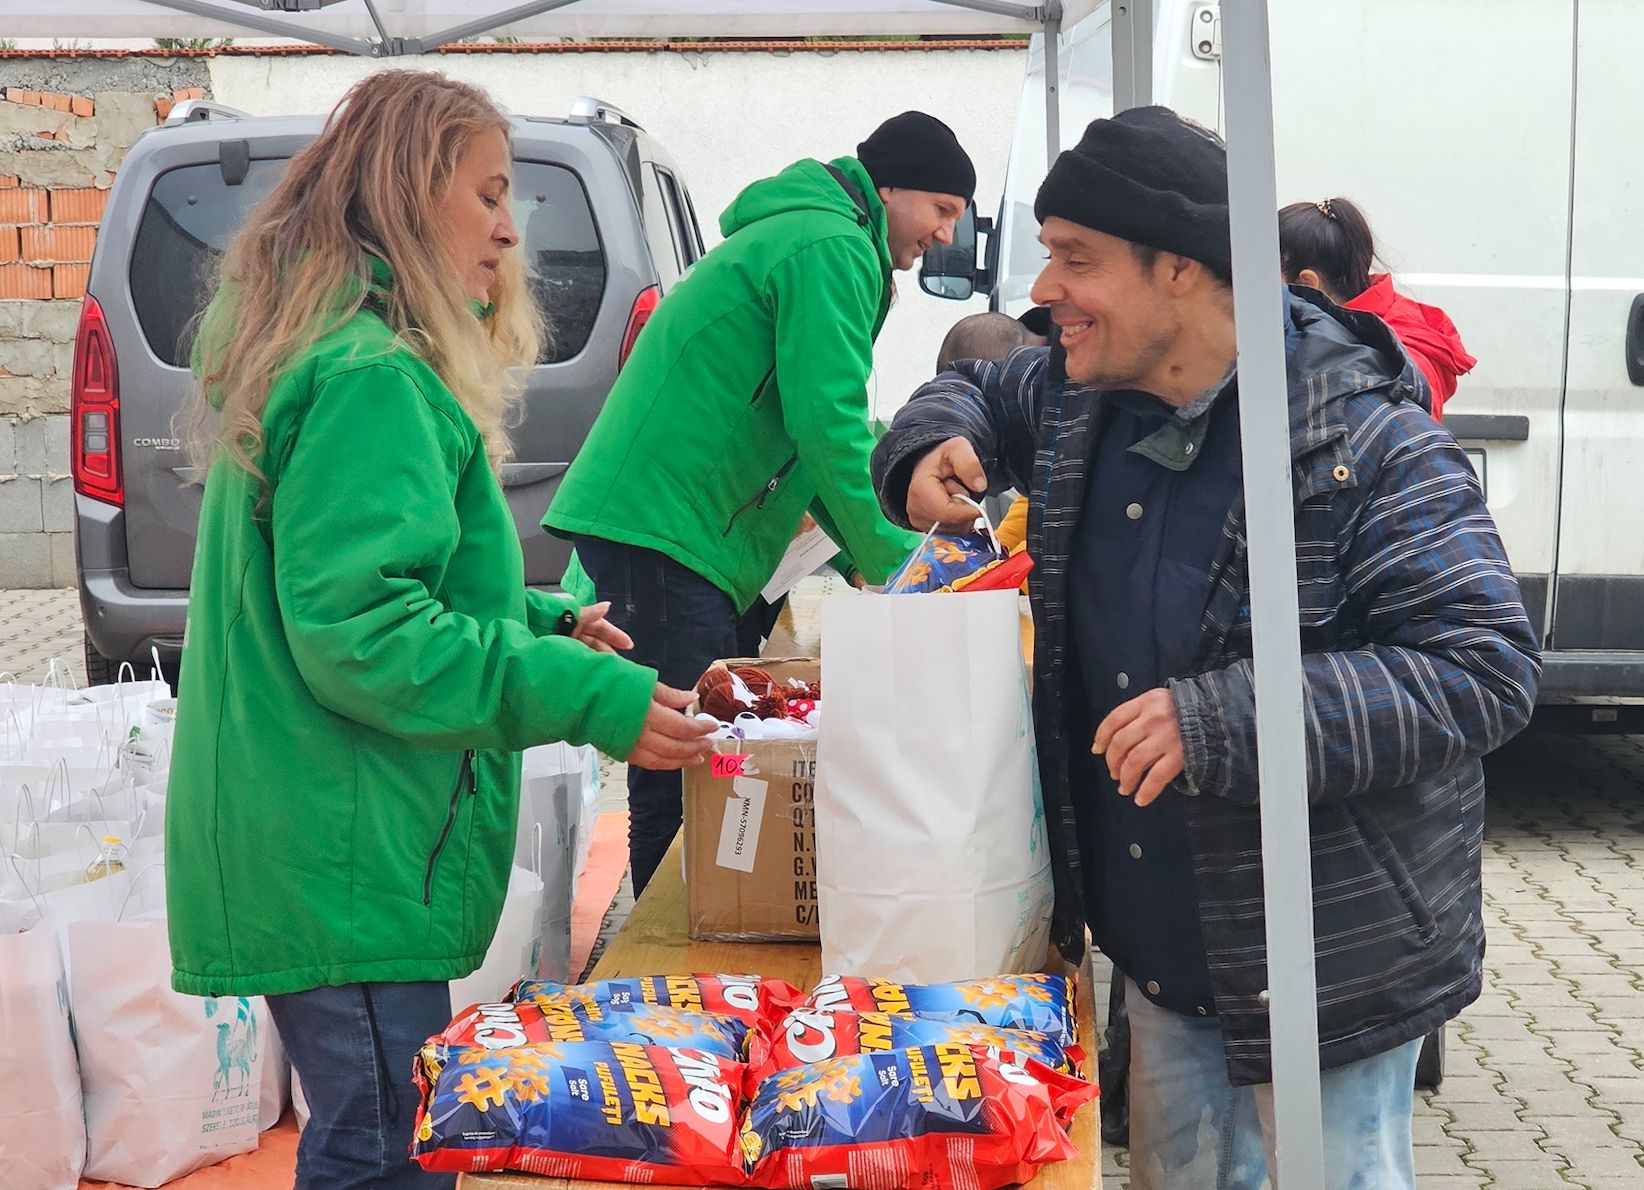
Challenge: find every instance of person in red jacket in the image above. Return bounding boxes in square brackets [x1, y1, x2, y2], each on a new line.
[1279, 196, 1477, 419]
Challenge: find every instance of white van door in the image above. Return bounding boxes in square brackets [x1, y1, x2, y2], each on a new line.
[1267, 0, 1575, 646]
[1551, 0, 1644, 659]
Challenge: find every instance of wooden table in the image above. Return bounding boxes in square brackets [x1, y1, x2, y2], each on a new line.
[462, 837, 1101, 1190]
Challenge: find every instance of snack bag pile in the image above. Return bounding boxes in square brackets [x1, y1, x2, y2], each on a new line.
[410, 970, 1094, 1188]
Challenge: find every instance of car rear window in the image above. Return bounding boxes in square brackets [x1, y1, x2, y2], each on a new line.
[129, 157, 606, 368]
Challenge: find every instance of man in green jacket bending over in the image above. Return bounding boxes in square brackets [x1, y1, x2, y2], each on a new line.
[546, 111, 975, 893]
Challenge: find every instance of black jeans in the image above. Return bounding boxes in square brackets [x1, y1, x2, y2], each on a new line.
[575, 536, 738, 895]
[266, 981, 455, 1189]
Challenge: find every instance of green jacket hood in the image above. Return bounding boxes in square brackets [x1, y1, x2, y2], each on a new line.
[720, 156, 892, 274]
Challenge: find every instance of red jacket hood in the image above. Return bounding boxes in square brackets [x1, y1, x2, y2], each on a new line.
[1344, 275, 1477, 415]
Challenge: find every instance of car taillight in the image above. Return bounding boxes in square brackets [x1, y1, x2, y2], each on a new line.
[618, 285, 660, 371]
[71, 294, 122, 507]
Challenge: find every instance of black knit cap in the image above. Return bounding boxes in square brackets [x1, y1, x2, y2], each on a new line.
[1034, 105, 1231, 278]
[857, 111, 977, 203]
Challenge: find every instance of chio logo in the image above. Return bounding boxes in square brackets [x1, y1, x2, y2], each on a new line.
[471, 1002, 528, 1049]
[781, 1007, 841, 1065]
[673, 1049, 733, 1124]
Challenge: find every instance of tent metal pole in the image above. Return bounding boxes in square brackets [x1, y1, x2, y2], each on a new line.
[1221, 0, 1326, 1183]
[1043, 11, 1062, 165]
[139, 0, 378, 56]
[929, 0, 1048, 20]
[1112, 0, 1153, 110]
[407, 0, 587, 54]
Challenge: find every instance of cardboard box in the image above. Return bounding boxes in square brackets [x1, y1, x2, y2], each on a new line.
[684, 658, 819, 942]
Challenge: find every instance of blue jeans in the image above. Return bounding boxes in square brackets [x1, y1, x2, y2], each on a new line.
[575, 536, 738, 895]
[266, 981, 455, 1190]
[1124, 976, 1422, 1190]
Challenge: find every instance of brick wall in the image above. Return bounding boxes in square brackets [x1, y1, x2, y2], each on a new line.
[0, 74, 208, 586]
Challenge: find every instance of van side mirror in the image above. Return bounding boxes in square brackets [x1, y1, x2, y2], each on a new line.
[920, 204, 995, 301]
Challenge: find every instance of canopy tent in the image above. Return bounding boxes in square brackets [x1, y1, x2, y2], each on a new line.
[10, 1, 1100, 53]
[5, 1, 1328, 1181]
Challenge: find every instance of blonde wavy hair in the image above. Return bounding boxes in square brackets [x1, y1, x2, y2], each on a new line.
[183, 70, 543, 478]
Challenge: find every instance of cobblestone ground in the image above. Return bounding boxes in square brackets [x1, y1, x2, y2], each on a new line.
[5, 588, 1643, 1188]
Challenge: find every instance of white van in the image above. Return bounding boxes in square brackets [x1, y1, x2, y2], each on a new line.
[932, 0, 1643, 718]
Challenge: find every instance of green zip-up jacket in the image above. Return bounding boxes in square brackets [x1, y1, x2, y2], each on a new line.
[167, 261, 657, 998]
[543, 156, 919, 612]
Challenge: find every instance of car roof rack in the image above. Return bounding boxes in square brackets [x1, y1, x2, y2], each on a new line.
[568, 96, 644, 132]
[164, 99, 252, 127]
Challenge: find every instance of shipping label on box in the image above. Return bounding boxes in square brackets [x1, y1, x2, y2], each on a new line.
[684, 659, 819, 942]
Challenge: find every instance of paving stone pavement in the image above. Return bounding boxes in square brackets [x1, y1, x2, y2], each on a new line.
[7, 586, 1644, 1188]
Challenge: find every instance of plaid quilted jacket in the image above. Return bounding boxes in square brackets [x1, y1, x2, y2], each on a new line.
[872, 289, 1540, 1083]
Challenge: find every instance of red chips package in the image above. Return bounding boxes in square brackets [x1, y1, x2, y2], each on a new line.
[758, 1007, 1081, 1087]
[740, 1043, 1097, 1190]
[441, 998, 750, 1061]
[412, 1040, 747, 1183]
[512, 973, 800, 1034]
[802, 973, 1077, 1046]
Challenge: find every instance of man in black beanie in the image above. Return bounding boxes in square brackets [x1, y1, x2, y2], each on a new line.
[547, 111, 976, 897]
[872, 105, 1537, 1189]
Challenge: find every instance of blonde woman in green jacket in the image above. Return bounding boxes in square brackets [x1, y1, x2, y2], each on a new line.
[545, 112, 976, 895]
[168, 71, 712, 1189]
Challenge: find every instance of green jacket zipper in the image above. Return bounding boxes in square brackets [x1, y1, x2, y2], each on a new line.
[723, 454, 799, 537]
[423, 748, 476, 907]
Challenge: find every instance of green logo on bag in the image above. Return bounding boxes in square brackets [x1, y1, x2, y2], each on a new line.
[205, 997, 260, 1102]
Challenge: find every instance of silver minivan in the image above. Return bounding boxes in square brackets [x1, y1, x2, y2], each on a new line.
[72, 99, 703, 680]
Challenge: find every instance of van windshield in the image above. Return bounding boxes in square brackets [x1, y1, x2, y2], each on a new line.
[129, 158, 605, 368]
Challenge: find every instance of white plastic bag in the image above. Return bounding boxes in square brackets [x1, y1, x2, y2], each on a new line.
[816, 588, 1054, 982]
[257, 1000, 289, 1131]
[449, 826, 545, 1011]
[517, 743, 586, 980]
[70, 883, 264, 1186]
[0, 906, 86, 1190]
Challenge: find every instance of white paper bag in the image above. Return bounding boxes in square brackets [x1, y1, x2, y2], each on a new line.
[70, 916, 264, 1186]
[0, 917, 86, 1190]
[816, 588, 1054, 983]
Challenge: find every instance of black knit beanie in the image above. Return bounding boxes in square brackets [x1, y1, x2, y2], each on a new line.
[857, 112, 977, 203]
[1034, 106, 1231, 278]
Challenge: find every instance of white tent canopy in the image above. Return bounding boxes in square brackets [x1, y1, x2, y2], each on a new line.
[14, 1, 1099, 54]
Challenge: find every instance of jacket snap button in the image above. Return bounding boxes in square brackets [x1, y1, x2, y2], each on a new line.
[1333, 465, 1351, 483]
[1126, 502, 1144, 520]
[1146, 980, 1161, 996]
[1258, 988, 1272, 1007]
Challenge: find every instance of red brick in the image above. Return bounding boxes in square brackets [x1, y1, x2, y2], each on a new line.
[0, 227, 18, 263]
[21, 223, 95, 263]
[0, 263, 53, 299]
[0, 188, 46, 223]
[48, 187, 107, 224]
[2, 89, 23, 105]
[36, 130, 54, 142]
[52, 263, 88, 299]
[154, 96, 174, 122]
[70, 96, 94, 118]
[0, 175, 18, 189]
[43, 93, 71, 113]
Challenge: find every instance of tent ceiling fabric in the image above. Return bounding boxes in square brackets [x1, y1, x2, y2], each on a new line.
[12, 1, 1099, 45]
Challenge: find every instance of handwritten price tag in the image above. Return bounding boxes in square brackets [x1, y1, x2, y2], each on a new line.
[712, 753, 752, 778]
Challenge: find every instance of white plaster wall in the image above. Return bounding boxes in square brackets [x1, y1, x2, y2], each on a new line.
[208, 48, 1029, 419]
